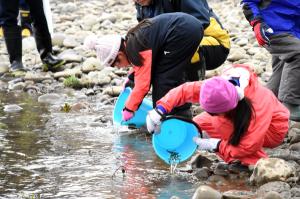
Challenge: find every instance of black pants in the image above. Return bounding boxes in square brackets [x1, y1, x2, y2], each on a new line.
[0, 0, 52, 58]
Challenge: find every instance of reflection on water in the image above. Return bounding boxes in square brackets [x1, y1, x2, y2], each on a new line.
[0, 91, 250, 198]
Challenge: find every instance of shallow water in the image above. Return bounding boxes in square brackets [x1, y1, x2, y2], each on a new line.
[0, 91, 250, 199]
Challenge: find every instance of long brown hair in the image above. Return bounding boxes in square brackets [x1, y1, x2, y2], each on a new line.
[225, 97, 255, 146]
[124, 19, 152, 66]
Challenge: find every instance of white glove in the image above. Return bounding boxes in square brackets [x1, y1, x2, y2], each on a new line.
[193, 137, 221, 152]
[146, 109, 163, 133]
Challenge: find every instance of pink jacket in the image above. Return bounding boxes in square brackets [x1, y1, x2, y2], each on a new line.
[156, 65, 289, 165]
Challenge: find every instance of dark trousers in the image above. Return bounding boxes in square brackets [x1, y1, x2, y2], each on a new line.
[266, 33, 300, 105]
[0, 0, 52, 59]
[19, 0, 29, 10]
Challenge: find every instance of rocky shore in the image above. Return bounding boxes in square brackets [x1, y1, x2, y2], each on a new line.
[0, 0, 299, 198]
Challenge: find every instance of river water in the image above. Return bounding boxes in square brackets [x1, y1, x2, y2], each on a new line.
[0, 91, 250, 199]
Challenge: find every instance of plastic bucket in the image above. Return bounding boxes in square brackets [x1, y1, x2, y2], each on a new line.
[113, 87, 153, 128]
[152, 118, 199, 164]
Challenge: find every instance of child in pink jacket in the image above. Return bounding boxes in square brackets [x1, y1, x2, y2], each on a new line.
[146, 65, 289, 165]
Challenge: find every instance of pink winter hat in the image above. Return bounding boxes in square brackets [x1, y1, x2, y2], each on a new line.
[200, 77, 239, 113]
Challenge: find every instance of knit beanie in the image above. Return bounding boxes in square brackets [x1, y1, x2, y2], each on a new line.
[200, 77, 239, 113]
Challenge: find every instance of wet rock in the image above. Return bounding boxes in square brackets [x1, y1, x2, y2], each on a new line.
[8, 82, 26, 90]
[263, 191, 283, 199]
[80, 71, 111, 86]
[0, 80, 8, 91]
[192, 185, 222, 199]
[82, 14, 99, 30]
[269, 149, 300, 162]
[58, 49, 83, 62]
[0, 63, 9, 74]
[257, 181, 291, 199]
[236, 38, 248, 46]
[99, 12, 117, 23]
[114, 69, 128, 76]
[71, 102, 89, 112]
[227, 48, 249, 62]
[3, 104, 23, 113]
[290, 122, 300, 129]
[222, 190, 256, 199]
[24, 72, 52, 82]
[213, 163, 229, 176]
[208, 175, 227, 186]
[85, 88, 95, 96]
[38, 93, 62, 104]
[260, 71, 272, 82]
[60, 2, 77, 13]
[205, 69, 219, 78]
[0, 122, 8, 129]
[289, 142, 300, 151]
[52, 32, 66, 46]
[102, 86, 122, 97]
[194, 167, 211, 179]
[289, 133, 300, 145]
[53, 68, 82, 78]
[191, 154, 213, 169]
[22, 37, 36, 52]
[291, 187, 300, 198]
[25, 85, 40, 95]
[250, 158, 296, 185]
[81, 57, 103, 72]
[63, 37, 80, 48]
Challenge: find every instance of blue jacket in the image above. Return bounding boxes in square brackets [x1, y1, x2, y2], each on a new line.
[135, 0, 215, 29]
[242, 0, 300, 39]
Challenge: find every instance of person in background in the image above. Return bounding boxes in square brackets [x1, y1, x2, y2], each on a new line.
[134, 0, 230, 80]
[241, 0, 300, 122]
[84, 13, 205, 120]
[19, 0, 32, 37]
[0, 0, 32, 37]
[0, 0, 64, 72]
[146, 64, 289, 166]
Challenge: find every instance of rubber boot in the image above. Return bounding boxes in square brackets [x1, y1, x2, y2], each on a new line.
[32, 26, 65, 72]
[20, 10, 32, 37]
[3, 26, 26, 71]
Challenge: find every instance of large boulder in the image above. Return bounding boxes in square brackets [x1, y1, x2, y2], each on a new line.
[250, 158, 296, 185]
[192, 185, 222, 199]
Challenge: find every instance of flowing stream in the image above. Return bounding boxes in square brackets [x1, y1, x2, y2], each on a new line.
[0, 91, 250, 199]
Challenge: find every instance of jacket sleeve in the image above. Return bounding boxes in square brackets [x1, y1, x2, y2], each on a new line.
[125, 50, 152, 111]
[241, 0, 262, 21]
[156, 81, 202, 113]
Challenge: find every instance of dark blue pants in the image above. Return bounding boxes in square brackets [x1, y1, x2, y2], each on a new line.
[19, 0, 29, 10]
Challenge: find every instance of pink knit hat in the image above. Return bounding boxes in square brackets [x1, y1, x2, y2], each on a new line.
[84, 35, 121, 66]
[200, 77, 239, 113]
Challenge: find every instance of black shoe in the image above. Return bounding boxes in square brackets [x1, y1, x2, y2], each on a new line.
[10, 61, 26, 72]
[283, 103, 300, 122]
[42, 53, 65, 72]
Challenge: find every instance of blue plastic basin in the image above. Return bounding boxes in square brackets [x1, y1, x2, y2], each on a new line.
[152, 118, 199, 164]
[113, 87, 153, 128]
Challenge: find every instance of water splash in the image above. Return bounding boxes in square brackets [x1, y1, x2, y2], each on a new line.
[168, 151, 180, 174]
